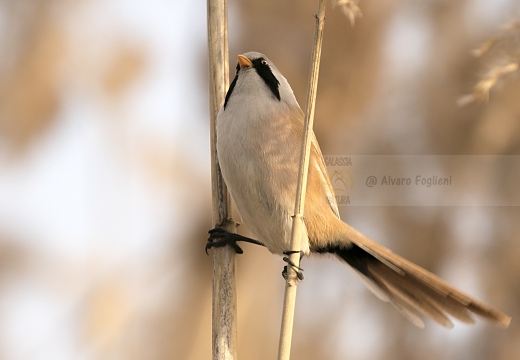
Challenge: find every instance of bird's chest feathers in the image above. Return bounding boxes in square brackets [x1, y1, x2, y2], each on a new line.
[217, 97, 302, 213]
[219, 94, 295, 159]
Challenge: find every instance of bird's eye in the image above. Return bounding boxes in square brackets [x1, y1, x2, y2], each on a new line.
[261, 59, 268, 65]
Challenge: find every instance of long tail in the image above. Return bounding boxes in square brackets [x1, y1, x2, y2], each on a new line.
[319, 224, 511, 329]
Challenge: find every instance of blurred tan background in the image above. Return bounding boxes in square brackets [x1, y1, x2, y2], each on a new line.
[0, 0, 519, 359]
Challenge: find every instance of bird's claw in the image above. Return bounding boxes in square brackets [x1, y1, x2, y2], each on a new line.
[206, 227, 265, 255]
[206, 228, 244, 254]
[282, 250, 305, 281]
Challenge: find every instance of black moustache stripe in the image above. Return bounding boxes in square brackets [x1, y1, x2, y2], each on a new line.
[223, 74, 238, 109]
[223, 62, 240, 109]
[252, 58, 281, 102]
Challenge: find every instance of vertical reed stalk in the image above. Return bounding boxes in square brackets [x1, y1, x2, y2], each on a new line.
[277, 1, 327, 359]
[207, 0, 238, 359]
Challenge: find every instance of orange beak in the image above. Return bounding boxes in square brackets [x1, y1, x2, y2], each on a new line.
[237, 54, 253, 68]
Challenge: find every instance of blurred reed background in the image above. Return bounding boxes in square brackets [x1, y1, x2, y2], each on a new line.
[0, 0, 519, 359]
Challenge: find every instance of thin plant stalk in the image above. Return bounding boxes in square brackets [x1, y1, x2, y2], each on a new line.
[207, 0, 238, 359]
[277, 1, 327, 359]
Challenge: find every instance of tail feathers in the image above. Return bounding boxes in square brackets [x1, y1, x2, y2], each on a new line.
[330, 240, 511, 329]
[366, 258, 471, 328]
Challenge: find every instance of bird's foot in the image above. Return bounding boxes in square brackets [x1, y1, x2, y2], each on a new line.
[206, 227, 264, 255]
[282, 250, 305, 281]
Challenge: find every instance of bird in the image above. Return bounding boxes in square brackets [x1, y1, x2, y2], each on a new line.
[207, 51, 511, 329]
